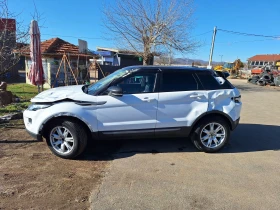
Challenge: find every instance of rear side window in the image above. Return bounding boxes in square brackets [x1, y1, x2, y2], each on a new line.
[160, 72, 199, 92]
[196, 71, 233, 90]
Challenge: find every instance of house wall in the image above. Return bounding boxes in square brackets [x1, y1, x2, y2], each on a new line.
[25, 56, 90, 88]
[25, 57, 52, 88]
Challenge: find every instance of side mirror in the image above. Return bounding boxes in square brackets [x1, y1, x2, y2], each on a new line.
[107, 86, 123, 97]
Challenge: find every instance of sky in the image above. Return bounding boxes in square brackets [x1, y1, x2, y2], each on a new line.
[6, 0, 280, 63]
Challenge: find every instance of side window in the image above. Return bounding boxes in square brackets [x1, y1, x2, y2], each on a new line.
[116, 73, 156, 94]
[196, 71, 233, 90]
[160, 72, 199, 92]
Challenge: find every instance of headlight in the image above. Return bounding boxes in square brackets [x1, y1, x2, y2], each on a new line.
[27, 103, 51, 111]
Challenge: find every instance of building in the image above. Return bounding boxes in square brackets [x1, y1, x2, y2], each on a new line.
[248, 54, 280, 69]
[0, 18, 18, 79]
[93, 47, 153, 79]
[95, 47, 150, 66]
[21, 37, 98, 88]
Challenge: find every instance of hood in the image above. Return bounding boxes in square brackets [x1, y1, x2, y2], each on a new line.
[31, 85, 85, 103]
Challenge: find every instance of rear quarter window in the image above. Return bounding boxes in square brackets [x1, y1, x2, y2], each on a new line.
[196, 71, 233, 90]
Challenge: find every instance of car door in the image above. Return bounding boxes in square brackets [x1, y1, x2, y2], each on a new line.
[156, 70, 208, 136]
[96, 71, 159, 138]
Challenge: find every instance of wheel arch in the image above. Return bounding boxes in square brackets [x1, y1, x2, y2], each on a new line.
[190, 111, 234, 133]
[39, 114, 93, 139]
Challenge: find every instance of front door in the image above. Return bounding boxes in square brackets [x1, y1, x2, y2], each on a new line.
[96, 71, 159, 138]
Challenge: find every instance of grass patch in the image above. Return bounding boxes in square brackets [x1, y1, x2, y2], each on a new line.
[7, 83, 39, 101]
[0, 102, 31, 115]
[1, 83, 41, 116]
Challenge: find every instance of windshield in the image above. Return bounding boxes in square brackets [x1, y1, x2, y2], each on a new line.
[223, 63, 234, 69]
[87, 67, 136, 95]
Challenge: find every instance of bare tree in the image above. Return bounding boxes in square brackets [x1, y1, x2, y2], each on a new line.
[103, 0, 199, 65]
[0, 0, 28, 77]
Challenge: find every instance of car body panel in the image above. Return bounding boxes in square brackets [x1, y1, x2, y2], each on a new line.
[156, 90, 208, 128]
[96, 93, 158, 131]
[207, 87, 242, 122]
[24, 99, 99, 135]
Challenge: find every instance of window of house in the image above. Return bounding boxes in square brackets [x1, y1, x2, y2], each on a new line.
[255, 61, 259, 65]
[259, 61, 264, 65]
[160, 72, 199, 92]
[251, 61, 255, 65]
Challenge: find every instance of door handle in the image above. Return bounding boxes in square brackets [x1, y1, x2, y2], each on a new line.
[142, 97, 155, 102]
[190, 93, 204, 98]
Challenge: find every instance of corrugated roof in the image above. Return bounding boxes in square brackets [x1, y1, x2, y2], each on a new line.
[248, 54, 280, 61]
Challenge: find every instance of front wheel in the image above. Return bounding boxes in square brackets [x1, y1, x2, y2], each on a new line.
[191, 117, 230, 153]
[45, 119, 88, 159]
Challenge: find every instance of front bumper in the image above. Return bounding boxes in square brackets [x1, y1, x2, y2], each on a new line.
[25, 129, 43, 141]
[232, 117, 240, 130]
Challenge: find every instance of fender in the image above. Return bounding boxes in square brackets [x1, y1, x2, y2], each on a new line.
[190, 110, 235, 131]
[38, 112, 94, 134]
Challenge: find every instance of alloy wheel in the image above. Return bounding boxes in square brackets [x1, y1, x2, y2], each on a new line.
[49, 126, 75, 154]
[200, 123, 226, 148]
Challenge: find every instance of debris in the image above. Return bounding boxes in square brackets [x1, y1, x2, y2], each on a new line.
[0, 112, 23, 124]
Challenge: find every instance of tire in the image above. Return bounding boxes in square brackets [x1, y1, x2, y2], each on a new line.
[257, 80, 265, 86]
[249, 79, 258, 84]
[274, 76, 280, 86]
[191, 116, 230, 153]
[251, 75, 260, 80]
[45, 119, 88, 159]
[261, 74, 271, 81]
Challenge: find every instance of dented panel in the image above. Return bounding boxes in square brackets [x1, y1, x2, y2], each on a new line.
[207, 87, 241, 121]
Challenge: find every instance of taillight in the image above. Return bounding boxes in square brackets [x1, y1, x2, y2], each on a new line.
[232, 96, 241, 103]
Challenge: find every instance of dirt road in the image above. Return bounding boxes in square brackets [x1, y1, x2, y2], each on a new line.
[90, 79, 280, 210]
[0, 123, 110, 210]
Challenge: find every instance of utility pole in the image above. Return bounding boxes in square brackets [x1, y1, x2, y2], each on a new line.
[219, 55, 223, 63]
[208, 26, 217, 68]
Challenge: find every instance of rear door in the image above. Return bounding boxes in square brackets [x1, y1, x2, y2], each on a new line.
[156, 70, 208, 133]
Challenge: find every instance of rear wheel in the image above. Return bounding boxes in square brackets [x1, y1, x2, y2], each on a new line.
[45, 119, 88, 159]
[191, 117, 230, 153]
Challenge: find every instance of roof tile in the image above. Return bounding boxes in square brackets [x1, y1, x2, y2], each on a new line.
[248, 54, 280, 62]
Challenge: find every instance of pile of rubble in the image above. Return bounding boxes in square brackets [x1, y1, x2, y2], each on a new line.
[247, 66, 280, 87]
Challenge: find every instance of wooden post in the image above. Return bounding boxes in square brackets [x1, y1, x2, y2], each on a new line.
[63, 54, 68, 86]
[65, 55, 78, 85]
[52, 56, 64, 88]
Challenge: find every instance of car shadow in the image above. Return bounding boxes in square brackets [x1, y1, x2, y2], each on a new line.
[79, 123, 280, 161]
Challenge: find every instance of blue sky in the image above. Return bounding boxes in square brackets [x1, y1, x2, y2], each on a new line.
[7, 0, 280, 62]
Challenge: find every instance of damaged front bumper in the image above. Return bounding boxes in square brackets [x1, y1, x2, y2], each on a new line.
[25, 129, 43, 141]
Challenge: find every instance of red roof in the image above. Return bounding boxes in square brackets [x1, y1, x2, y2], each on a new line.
[0, 19, 16, 32]
[248, 54, 280, 62]
[20, 37, 96, 57]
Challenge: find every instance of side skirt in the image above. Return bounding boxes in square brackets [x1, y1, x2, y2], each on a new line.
[92, 127, 191, 140]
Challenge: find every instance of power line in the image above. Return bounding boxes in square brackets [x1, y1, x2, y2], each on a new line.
[41, 33, 104, 40]
[218, 28, 280, 39]
[190, 30, 212, 38]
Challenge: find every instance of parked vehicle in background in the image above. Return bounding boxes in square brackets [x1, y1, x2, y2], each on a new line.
[23, 66, 242, 159]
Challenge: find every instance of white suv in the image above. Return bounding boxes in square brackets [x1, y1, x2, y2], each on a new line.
[24, 66, 242, 159]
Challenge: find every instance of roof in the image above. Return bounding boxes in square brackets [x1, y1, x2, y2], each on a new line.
[124, 65, 210, 72]
[248, 54, 280, 62]
[96, 46, 139, 55]
[20, 37, 97, 57]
